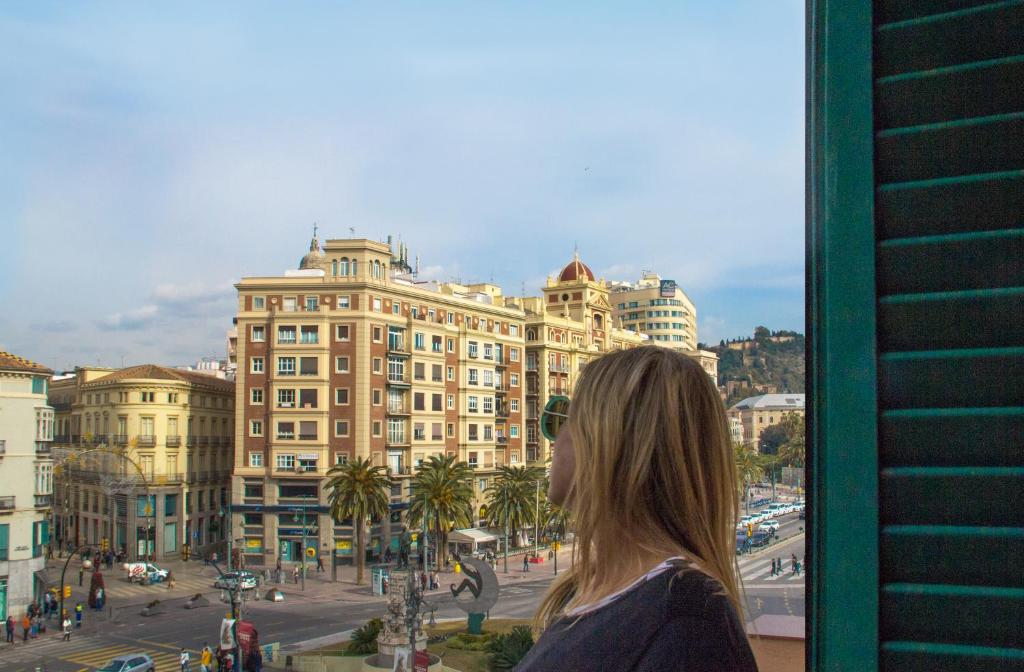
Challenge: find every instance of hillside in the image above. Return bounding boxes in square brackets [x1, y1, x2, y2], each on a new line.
[702, 327, 805, 406]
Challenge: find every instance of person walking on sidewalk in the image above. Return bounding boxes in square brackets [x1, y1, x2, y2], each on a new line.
[180, 648, 191, 672]
[523, 554, 530, 572]
[5, 615, 14, 643]
[316, 554, 324, 573]
[75, 602, 83, 628]
[201, 644, 213, 672]
[293, 565, 299, 584]
[21, 614, 30, 641]
[78, 565, 84, 586]
[62, 616, 72, 641]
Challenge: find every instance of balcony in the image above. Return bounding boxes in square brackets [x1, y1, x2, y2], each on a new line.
[0, 496, 14, 511]
[113, 434, 129, 446]
[525, 388, 539, 397]
[71, 434, 81, 444]
[166, 435, 181, 447]
[298, 433, 318, 441]
[36, 443, 52, 456]
[387, 374, 411, 388]
[198, 436, 210, 447]
[388, 340, 409, 355]
[496, 436, 509, 445]
[549, 387, 569, 396]
[413, 431, 426, 441]
[153, 473, 183, 485]
[387, 403, 410, 416]
[34, 494, 53, 508]
[388, 465, 413, 476]
[53, 434, 70, 444]
[496, 406, 510, 418]
[137, 435, 156, 447]
[550, 364, 569, 373]
[386, 437, 410, 448]
[526, 363, 538, 372]
[495, 356, 508, 368]
[198, 470, 210, 482]
[187, 435, 198, 447]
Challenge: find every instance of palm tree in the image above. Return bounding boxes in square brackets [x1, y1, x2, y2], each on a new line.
[542, 499, 572, 542]
[484, 465, 544, 546]
[325, 457, 391, 585]
[734, 441, 765, 515]
[778, 414, 806, 468]
[407, 455, 474, 567]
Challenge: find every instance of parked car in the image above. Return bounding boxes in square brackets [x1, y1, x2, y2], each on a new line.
[214, 570, 258, 591]
[123, 563, 168, 583]
[96, 654, 154, 672]
[749, 530, 773, 547]
[759, 520, 780, 533]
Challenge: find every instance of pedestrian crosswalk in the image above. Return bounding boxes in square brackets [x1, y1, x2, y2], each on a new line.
[738, 554, 806, 588]
[0, 633, 198, 667]
[105, 573, 214, 600]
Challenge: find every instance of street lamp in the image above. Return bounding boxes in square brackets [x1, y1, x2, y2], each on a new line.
[209, 557, 244, 672]
[59, 546, 92, 625]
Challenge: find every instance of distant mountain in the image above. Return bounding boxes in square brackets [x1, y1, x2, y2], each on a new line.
[701, 327, 805, 407]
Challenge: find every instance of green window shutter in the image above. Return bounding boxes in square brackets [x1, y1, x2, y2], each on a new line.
[811, 0, 1024, 669]
[873, 1, 1024, 668]
[0, 524, 9, 560]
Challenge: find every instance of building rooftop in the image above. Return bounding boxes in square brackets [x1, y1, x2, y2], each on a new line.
[0, 350, 53, 375]
[557, 253, 595, 282]
[729, 393, 806, 411]
[82, 364, 235, 392]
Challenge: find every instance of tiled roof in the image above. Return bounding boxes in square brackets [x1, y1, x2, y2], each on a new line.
[86, 364, 234, 392]
[730, 393, 806, 411]
[0, 350, 53, 375]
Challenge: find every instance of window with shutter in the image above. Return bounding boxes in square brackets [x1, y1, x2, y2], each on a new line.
[809, 1, 1024, 668]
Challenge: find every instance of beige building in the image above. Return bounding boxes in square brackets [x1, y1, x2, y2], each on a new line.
[510, 255, 648, 465]
[609, 272, 719, 380]
[0, 352, 55, 619]
[49, 365, 235, 561]
[727, 393, 805, 447]
[232, 233, 527, 566]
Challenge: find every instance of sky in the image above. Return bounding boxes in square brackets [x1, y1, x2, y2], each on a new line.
[0, 2, 805, 371]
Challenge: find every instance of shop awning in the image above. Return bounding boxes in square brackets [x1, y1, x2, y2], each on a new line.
[448, 528, 499, 545]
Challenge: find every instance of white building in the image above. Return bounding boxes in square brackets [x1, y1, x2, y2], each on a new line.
[0, 351, 55, 619]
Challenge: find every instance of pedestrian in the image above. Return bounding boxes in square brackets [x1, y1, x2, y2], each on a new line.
[78, 566, 84, 586]
[293, 566, 299, 584]
[791, 554, 798, 574]
[180, 648, 191, 672]
[215, 647, 225, 672]
[382, 577, 389, 595]
[96, 587, 105, 611]
[522, 554, 529, 572]
[420, 571, 427, 592]
[21, 614, 30, 641]
[212, 552, 218, 566]
[62, 615, 72, 641]
[431, 572, 439, 590]
[316, 554, 324, 573]
[30, 614, 38, 639]
[5, 615, 14, 643]
[252, 646, 263, 672]
[167, 570, 175, 590]
[512, 348, 757, 671]
[75, 602, 83, 628]
[201, 644, 213, 672]
[770, 558, 776, 576]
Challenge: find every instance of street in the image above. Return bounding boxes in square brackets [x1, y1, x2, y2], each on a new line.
[1, 514, 804, 672]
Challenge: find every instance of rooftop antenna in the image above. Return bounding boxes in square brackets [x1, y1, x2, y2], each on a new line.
[313, 222, 318, 238]
[349, 227, 355, 238]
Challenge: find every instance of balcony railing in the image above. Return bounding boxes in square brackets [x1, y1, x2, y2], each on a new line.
[113, 434, 128, 446]
[413, 432, 426, 441]
[35, 443, 52, 456]
[198, 470, 210, 481]
[526, 363, 538, 371]
[187, 435, 198, 447]
[153, 473, 183, 485]
[388, 340, 409, 354]
[137, 435, 156, 447]
[71, 434, 81, 444]
[497, 436, 509, 444]
[387, 374, 411, 386]
[34, 494, 53, 508]
[386, 437, 410, 447]
[166, 435, 181, 447]
[53, 434, 69, 444]
[387, 404, 410, 415]
[298, 434, 318, 441]
[431, 435, 443, 441]
[388, 465, 413, 476]
[198, 436, 210, 447]
[0, 496, 14, 510]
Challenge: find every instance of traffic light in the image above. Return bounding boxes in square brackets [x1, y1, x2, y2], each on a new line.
[746, 523, 754, 538]
[63, 585, 71, 598]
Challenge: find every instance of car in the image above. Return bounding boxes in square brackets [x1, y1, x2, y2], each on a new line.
[96, 654, 155, 672]
[124, 563, 168, 583]
[759, 520, 780, 533]
[749, 530, 773, 547]
[799, 510, 806, 520]
[214, 570, 258, 591]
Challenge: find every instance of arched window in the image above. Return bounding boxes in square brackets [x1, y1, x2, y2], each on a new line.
[594, 313, 603, 329]
[373, 259, 381, 279]
[339, 257, 349, 276]
[331, 260, 338, 276]
[351, 259, 358, 276]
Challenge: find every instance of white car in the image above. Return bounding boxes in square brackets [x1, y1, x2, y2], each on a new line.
[759, 520, 780, 532]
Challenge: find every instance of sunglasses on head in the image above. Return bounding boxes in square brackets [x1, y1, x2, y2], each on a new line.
[541, 395, 571, 441]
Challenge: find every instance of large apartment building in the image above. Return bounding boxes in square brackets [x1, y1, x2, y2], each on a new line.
[609, 272, 719, 379]
[513, 256, 649, 465]
[728, 393, 806, 447]
[232, 234, 527, 566]
[49, 365, 235, 561]
[0, 352, 55, 620]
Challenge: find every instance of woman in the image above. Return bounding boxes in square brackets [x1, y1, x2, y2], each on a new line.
[516, 347, 757, 671]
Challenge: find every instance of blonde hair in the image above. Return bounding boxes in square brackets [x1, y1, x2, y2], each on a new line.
[535, 346, 742, 627]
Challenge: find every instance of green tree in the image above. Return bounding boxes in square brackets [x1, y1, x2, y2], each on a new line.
[325, 457, 392, 585]
[778, 414, 806, 468]
[543, 498, 572, 542]
[484, 465, 544, 546]
[734, 441, 765, 515]
[758, 423, 790, 455]
[407, 455, 474, 567]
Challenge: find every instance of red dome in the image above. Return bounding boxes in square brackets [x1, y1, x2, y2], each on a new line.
[558, 257, 595, 282]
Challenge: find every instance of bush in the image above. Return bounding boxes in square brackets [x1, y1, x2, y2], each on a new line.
[447, 633, 493, 651]
[487, 626, 534, 671]
[347, 618, 383, 655]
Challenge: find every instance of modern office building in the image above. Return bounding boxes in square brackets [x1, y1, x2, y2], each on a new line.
[232, 233, 527, 566]
[0, 351, 55, 619]
[49, 365, 235, 561]
[610, 272, 719, 379]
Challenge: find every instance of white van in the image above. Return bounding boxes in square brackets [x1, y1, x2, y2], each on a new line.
[123, 562, 168, 583]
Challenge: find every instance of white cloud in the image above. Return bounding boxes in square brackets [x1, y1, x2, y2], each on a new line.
[98, 305, 159, 331]
[152, 280, 234, 305]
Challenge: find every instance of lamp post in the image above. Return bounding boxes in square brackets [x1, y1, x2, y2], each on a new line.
[502, 487, 509, 574]
[219, 505, 233, 572]
[534, 480, 540, 561]
[58, 546, 92, 626]
[209, 558, 242, 672]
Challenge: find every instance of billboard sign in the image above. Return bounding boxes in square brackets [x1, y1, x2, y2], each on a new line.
[659, 280, 677, 298]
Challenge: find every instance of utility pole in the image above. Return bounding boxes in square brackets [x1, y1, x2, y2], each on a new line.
[534, 480, 540, 559]
[422, 493, 429, 572]
[301, 504, 307, 591]
[503, 488, 509, 574]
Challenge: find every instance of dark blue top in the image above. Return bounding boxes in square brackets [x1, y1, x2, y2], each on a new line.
[515, 567, 758, 671]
